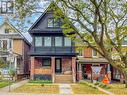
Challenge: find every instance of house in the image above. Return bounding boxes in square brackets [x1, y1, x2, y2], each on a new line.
[28, 2, 77, 83]
[76, 46, 126, 83]
[0, 19, 31, 80]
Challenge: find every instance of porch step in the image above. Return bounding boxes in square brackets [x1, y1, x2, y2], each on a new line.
[55, 75, 73, 83]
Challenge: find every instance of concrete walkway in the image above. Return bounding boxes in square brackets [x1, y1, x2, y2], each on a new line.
[0, 79, 29, 92]
[59, 84, 73, 95]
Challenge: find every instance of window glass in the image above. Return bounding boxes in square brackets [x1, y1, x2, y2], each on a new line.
[55, 37, 62, 46]
[44, 37, 51, 46]
[35, 37, 42, 46]
[9, 39, 12, 48]
[92, 50, 97, 57]
[0, 40, 2, 48]
[77, 50, 83, 56]
[48, 18, 53, 27]
[5, 29, 9, 33]
[42, 59, 51, 67]
[123, 37, 127, 45]
[48, 18, 60, 27]
[64, 37, 71, 46]
[54, 19, 60, 27]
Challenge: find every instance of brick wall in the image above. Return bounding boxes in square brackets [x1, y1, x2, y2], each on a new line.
[62, 58, 72, 74]
[83, 48, 92, 58]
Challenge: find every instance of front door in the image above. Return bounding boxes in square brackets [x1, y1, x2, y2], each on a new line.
[55, 58, 62, 74]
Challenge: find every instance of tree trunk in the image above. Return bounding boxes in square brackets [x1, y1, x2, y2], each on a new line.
[125, 76, 127, 88]
[123, 73, 127, 88]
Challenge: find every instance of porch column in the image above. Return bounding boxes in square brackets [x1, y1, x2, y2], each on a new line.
[30, 57, 35, 80]
[72, 57, 76, 83]
[107, 64, 111, 83]
[51, 57, 55, 83]
[78, 63, 82, 81]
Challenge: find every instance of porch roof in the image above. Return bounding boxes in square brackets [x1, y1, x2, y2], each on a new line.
[77, 58, 108, 64]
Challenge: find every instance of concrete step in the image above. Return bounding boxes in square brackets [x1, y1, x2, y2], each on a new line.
[55, 75, 73, 83]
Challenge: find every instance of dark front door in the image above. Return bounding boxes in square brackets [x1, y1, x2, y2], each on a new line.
[55, 58, 62, 73]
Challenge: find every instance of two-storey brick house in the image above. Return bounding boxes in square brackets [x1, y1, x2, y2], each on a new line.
[29, 2, 77, 83]
[0, 19, 30, 79]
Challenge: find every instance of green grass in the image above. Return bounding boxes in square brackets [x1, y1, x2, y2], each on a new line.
[71, 82, 105, 94]
[107, 83, 127, 95]
[12, 83, 59, 94]
[0, 80, 13, 88]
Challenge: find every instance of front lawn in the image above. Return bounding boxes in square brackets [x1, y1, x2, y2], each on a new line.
[71, 82, 105, 94]
[0, 80, 13, 88]
[12, 83, 59, 94]
[108, 83, 127, 95]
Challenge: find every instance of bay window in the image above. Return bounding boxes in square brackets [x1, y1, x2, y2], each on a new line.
[35, 37, 42, 46]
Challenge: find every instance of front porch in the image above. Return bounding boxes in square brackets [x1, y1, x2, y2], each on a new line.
[30, 57, 76, 83]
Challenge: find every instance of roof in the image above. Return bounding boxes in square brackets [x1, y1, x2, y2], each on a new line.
[0, 19, 31, 45]
[77, 58, 108, 64]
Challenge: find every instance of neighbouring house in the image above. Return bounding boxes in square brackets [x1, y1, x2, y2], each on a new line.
[29, 2, 77, 83]
[76, 45, 127, 83]
[0, 19, 31, 80]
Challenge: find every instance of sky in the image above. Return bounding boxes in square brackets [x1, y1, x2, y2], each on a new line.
[0, 1, 50, 43]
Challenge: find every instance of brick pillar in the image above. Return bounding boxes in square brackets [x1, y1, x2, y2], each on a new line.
[78, 63, 82, 81]
[51, 57, 55, 83]
[72, 57, 76, 83]
[30, 57, 35, 80]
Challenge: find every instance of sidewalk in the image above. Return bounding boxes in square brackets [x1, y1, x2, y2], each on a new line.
[0, 79, 29, 92]
[59, 84, 73, 95]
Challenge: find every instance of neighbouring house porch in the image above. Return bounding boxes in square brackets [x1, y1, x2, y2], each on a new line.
[30, 56, 76, 83]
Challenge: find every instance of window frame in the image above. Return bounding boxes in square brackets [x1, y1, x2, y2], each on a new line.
[44, 37, 52, 47]
[34, 37, 42, 47]
[92, 49, 98, 58]
[64, 37, 72, 46]
[47, 18, 60, 28]
[55, 37, 63, 47]
[42, 58, 51, 67]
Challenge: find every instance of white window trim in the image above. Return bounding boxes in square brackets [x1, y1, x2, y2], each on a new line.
[92, 49, 98, 58]
[77, 50, 84, 58]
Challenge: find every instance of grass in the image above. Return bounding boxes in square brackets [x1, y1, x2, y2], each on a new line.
[0, 80, 13, 88]
[12, 83, 59, 94]
[107, 83, 127, 95]
[71, 82, 105, 94]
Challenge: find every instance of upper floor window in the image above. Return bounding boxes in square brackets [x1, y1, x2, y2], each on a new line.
[0, 40, 2, 48]
[48, 18, 60, 28]
[64, 37, 71, 46]
[5, 29, 9, 33]
[122, 37, 127, 46]
[92, 49, 98, 58]
[77, 49, 83, 57]
[44, 37, 51, 46]
[55, 37, 62, 46]
[35, 37, 42, 46]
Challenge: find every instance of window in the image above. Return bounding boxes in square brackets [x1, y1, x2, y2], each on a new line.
[5, 29, 9, 33]
[48, 18, 54, 27]
[77, 49, 83, 57]
[3, 40, 7, 49]
[64, 37, 71, 46]
[1, 1, 13, 13]
[35, 37, 42, 46]
[55, 37, 62, 46]
[42, 58, 51, 67]
[0, 40, 2, 48]
[92, 49, 98, 58]
[122, 37, 127, 46]
[9, 39, 12, 48]
[44, 37, 51, 46]
[48, 18, 60, 27]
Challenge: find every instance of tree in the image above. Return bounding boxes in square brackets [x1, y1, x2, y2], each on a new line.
[7, 0, 127, 87]
[52, 0, 127, 87]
